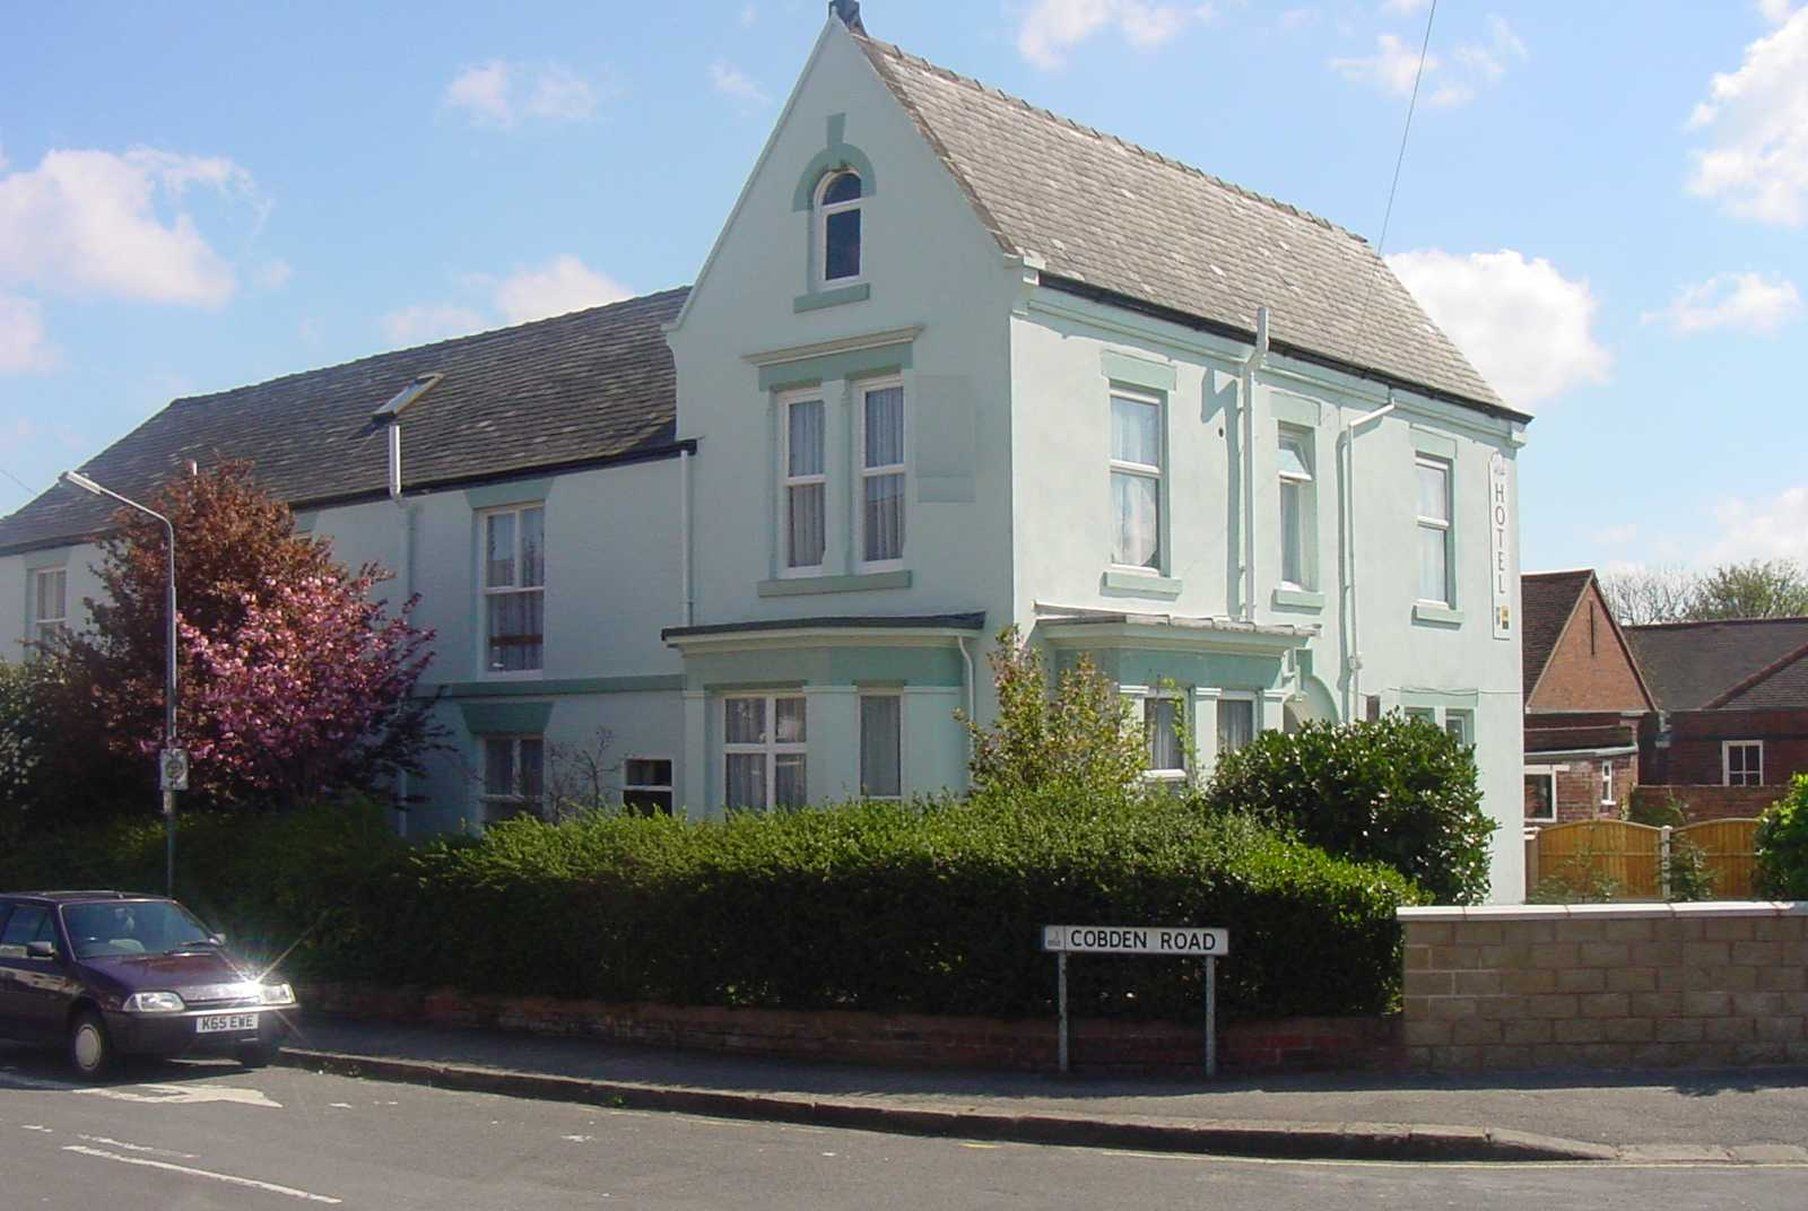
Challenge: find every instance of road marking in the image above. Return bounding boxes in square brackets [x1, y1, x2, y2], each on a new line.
[61, 1145, 342, 1204]
[21, 1124, 53, 1133]
[0, 1070, 281, 1108]
[77, 1133, 199, 1160]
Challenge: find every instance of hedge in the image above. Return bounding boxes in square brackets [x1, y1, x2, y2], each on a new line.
[0, 793, 1420, 1023]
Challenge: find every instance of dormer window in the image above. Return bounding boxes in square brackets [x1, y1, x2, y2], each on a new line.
[816, 170, 863, 284]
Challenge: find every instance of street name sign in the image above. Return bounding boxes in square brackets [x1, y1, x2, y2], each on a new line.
[1042, 925, 1228, 957]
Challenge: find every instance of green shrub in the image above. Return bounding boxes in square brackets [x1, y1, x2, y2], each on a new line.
[1664, 836, 1717, 903]
[1755, 774, 1808, 899]
[1628, 791, 1688, 828]
[1202, 714, 1495, 905]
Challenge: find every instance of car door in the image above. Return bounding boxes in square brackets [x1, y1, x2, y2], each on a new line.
[10, 908, 75, 1041]
[0, 903, 50, 1040]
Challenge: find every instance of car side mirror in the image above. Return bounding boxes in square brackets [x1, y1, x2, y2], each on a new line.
[26, 941, 56, 960]
[211, 933, 226, 946]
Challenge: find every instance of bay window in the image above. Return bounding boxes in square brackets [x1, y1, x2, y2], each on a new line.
[481, 735, 544, 823]
[724, 694, 808, 810]
[859, 693, 902, 799]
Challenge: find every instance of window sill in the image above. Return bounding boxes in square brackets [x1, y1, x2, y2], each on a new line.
[1101, 569, 1183, 599]
[758, 569, 912, 597]
[1412, 602, 1465, 627]
[1271, 587, 1325, 611]
[793, 283, 871, 313]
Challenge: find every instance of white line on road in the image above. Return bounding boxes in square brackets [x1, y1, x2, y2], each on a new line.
[77, 1133, 199, 1160]
[61, 1144, 342, 1204]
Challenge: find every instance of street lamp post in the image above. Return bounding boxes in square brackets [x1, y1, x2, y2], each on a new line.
[60, 471, 181, 896]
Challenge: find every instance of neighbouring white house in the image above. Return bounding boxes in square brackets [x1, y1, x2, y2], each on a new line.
[0, 7, 1531, 900]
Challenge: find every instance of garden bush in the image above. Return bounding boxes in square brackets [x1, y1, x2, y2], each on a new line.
[1202, 714, 1495, 905]
[1755, 774, 1808, 899]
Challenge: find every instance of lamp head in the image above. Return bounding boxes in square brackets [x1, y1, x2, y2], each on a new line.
[60, 470, 104, 496]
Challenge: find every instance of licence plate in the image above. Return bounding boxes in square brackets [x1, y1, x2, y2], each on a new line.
[195, 1013, 259, 1034]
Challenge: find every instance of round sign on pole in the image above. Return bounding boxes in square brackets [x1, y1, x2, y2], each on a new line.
[160, 748, 189, 792]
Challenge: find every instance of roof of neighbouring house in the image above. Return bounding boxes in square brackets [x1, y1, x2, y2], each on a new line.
[855, 34, 1516, 419]
[0, 289, 690, 555]
[1520, 570, 1596, 698]
[1626, 617, 1808, 711]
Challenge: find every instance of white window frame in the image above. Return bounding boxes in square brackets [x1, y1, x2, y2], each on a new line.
[1135, 690, 1188, 782]
[815, 170, 864, 288]
[855, 376, 907, 573]
[479, 504, 546, 677]
[1277, 427, 1314, 591]
[1415, 455, 1454, 607]
[480, 734, 544, 823]
[1443, 709, 1473, 747]
[1108, 387, 1165, 572]
[778, 390, 828, 578]
[722, 693, 808, 811]
[1214, 692, 1259, 762]
[1524, 766, 1558, 823]
[622, 757, 675, 817]
[858, 691, 904, 800]
[1600, 759, 1616, 806]
[1723, 740, 1763, 788]
[31, 566, 68, 648]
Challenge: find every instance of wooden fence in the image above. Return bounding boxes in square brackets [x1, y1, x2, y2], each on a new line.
[1530, 818, 1761, 901]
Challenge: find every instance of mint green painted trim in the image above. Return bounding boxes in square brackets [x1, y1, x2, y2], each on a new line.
[683, 645, 965, 691]
[23, 548, 71, 571]
[435, 675, 684, 699]
[1271, 587, 1325, 611]
[1101, 569, 1184, 599]
[1410, 427, 1458, 459]
[1270, 392, 1322, 427]
[464, 478, 553, 510]
[458, 700, 553, 735]
[1100, 350, 1177, 392]
[757, 340, 912, 391]
[1063, 647, 1287, 695]
[790, 115, 878, 211]
[291, 511, 318, 534]
[1399, 688, 1479, 710]
[1413, 602, 1466, 626]
[792, 283, 872, 313]
[758, 570, 912, 597]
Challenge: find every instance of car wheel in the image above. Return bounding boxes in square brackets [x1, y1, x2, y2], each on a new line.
[68, 1009, 115, 1079]
[238, 1041, 280, 1069]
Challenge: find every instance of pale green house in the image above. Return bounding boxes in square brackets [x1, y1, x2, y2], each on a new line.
[0, 9, 1530, 900]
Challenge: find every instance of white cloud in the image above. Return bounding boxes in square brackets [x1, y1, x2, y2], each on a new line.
[739, 3, 758, 26]
[1758, 0, 1797, 24]
[0, 147, 253, 306]
[0, 292, 57, 374]
[1381, 0, 1429, 13]
[1333, 16, 1525, 108]
[1706, 485, 1808, 564]
[1277, 8, 1317, 31]
[443, 61, 602, 129]
[255, 258, 293, 290]
[709, 61, 770, 109]
[1686, 9, 1808, 226]
[1331, 34, 1431, 98]
[1592, 523, 1639, 547]
[1387, 248, 1611, 409]
[380, 303, 487, 345]
[492, 255, 632, 324]
[1016, 0, 1212, 69]
[1642, 271, 1803, 336]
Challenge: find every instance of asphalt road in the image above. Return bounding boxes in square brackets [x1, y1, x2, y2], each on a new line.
[3, 1055, 1806, 1210]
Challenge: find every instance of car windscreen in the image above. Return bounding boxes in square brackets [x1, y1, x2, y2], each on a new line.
[61, 901, 214, 959]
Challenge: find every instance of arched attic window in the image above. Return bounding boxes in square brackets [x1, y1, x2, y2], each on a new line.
[816, 169, 864, 285]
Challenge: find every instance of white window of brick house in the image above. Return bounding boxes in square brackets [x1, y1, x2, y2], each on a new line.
[859, 694, 902, 799]
[481, 735, 544, 822]
[1216, 695, 1256, 759]
[623, 758, 675, 817]
[815, 170, 863, 285]
[31, 567, 67, 647]
[1109, 388, 1164, 570]
[1277, 428, 1315, 590]
[482, 505, 544, 672]
[1600, 760, 1615, 806]
[1415, 456, 1453, 606]
[1525, 768, 1557, 822]
[781, 393, 827, 574]
[1724, 740, 1763, 787]
[724, 694, 808, 810]
[858, 379, 906, 570]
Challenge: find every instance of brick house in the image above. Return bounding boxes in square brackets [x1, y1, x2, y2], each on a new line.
[1520, 570, 1654, 825]
[1627, 618, 1808, 819]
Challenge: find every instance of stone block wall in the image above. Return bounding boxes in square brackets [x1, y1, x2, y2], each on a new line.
[1401, 903, 1808, 1070]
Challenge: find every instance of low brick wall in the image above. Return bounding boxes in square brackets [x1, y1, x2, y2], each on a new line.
[301, 983, 1400, 1075]
[1400, 902, 1808, 1071]
[1632, 784, 1782, 822]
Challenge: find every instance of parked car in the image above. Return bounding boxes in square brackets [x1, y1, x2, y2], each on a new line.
[0, 890, 296, 1077]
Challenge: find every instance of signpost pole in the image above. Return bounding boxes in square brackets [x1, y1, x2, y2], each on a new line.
[1204, 955, 1218, 1079]
[1056, 951, 1070, 1075]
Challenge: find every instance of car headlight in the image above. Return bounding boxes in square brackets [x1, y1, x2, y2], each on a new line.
[123, 991, 186, 1013]
[259, 982, 296, 1006]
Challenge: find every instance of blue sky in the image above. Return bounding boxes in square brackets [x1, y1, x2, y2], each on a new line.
[3, 1, 1804, 575]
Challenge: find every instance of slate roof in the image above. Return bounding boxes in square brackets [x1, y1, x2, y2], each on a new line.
[1710, 639, 1808, 710]
[1521, 570, 1594, 698]
[1626, 618, 1808, 712]
[856, 35, 1516, 418]
[0, 289, 689, 555]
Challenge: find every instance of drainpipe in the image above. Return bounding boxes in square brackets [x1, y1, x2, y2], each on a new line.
[385, 417, 415, 836]
[1238, 307, 1270, 620]
[956, 635, 977, 764]
[1339, 392, 1395, 721]
[679, 447, 694, 627]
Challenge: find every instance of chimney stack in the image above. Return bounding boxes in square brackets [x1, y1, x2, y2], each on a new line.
[830, 0, 865, 34]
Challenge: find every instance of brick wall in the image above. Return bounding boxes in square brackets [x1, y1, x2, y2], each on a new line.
[1631, 784, 1783, 822]
[1401, 903, 1808, 1071]
[300, 984, 1401, 1075]
[1525, 586, 1650, 714]
[1524, 751, 1637, 825]
[1641, 708, 1808, 786]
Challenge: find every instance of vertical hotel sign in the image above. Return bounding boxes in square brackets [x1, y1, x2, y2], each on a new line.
[1489, 452, 1513, 640]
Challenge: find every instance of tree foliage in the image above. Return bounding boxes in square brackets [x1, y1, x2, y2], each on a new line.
[1755, 774, 1808, 900]
[1600, 559, 1808, 625]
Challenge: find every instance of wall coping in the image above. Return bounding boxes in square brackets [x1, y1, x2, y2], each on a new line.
[1399, 900, 1808, 922]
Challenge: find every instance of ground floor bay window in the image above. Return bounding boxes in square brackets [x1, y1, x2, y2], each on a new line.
[723, 694, 808, 810]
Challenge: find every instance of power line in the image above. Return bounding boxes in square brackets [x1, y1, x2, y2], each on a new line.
[1347, 0, 1438, 366]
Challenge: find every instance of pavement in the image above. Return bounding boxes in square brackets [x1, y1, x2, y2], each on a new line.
[276, 1016, 1808, 1165]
